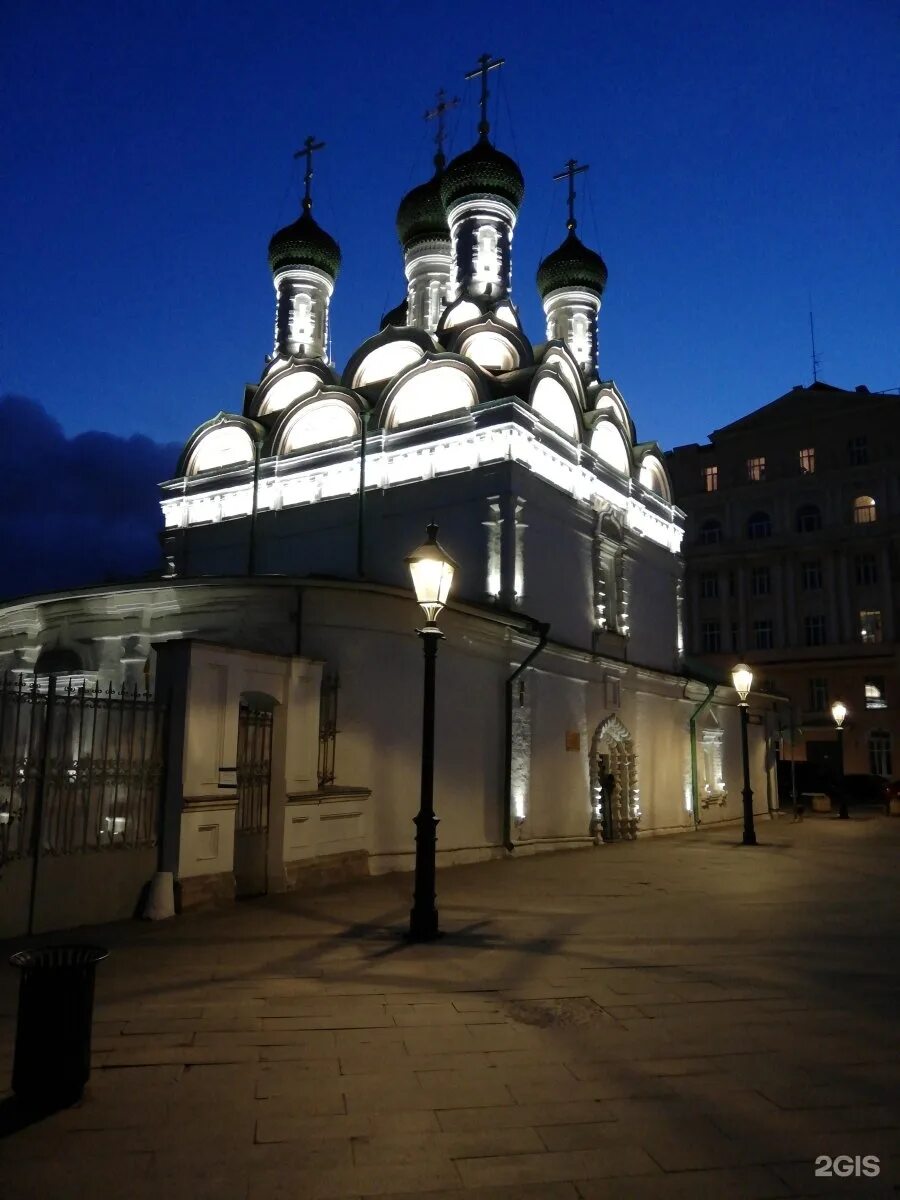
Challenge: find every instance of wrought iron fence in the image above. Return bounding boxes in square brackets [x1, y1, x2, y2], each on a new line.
[0, 673, 167, 862]
[235, 703, 272, 834]
[317, 672, 339, 788]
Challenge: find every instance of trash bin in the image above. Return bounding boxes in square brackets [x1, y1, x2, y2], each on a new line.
[9, 944, 108, 1107]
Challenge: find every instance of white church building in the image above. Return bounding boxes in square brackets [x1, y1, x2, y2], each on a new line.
[0, 68, 779, 934]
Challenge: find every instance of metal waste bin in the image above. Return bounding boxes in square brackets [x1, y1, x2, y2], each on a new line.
[9, 944, 108, 1107]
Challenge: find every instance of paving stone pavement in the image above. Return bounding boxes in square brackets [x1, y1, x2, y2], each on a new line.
[1, 813, 899, 1199]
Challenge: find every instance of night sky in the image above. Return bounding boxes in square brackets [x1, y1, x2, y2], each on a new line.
[2, 1, 898, 596]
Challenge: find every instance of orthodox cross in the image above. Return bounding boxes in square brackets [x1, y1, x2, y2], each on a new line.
[294, 135, 325, 212]
[552, 158, 589, 233]
[424, 88, 459, 169]
[464, 53, 504, 141]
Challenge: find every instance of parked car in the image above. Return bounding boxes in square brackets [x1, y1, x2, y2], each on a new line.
[833, 774, 890, 809]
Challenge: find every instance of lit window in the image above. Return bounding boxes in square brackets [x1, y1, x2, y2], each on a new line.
[753, 619, 773, 650]
[700, 571, 719, 599]
[701, 621, 721, 653]
[747, 511, 772, 539]
[808, 678, 828, 712]
[801, 561, 823, 591]
[804, 615, 827, 646]
[703, 465, 718, 492]
[865, 677, 886, 710]
[699, 519, 722, 545]
[860, 610, 883, 644]
[751, 566, 770, 597]
[868, 730, 892, 777]
[796, 504, 821, 533]
[848, 436, 868, 466]
[853, 496, 877, 525]
[747, 456, 766, 482]
[799, 447, 815, 474]
[856, 554, 878, 585]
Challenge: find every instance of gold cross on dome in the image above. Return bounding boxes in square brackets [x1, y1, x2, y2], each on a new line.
[293, 135, 326, 211]
[424, 88, 460, 167]
[552, 158, 589, 232]
[464, 53, 505, 141]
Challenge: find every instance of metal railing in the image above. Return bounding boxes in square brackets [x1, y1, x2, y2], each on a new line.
[0, 673, 167, 863]
[235, 704, 272, 834]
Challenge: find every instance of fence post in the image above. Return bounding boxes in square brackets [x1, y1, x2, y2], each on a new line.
[27, 674, 57, 937]
[152, 641, 191, 878]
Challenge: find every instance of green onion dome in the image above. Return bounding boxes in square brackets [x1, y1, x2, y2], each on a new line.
[440, 140, 525, 212]
[536, 231, 607, 300]
[396, 173, 448, 249]
[268, 208, 342, 279]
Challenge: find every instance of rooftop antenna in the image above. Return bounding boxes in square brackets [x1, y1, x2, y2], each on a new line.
[293, 135, 325, 213]
[424, 88, 460, 170]
[464, 53, 504, 142]
[552, 158, 589, 233]
[808, 296, 821, 383]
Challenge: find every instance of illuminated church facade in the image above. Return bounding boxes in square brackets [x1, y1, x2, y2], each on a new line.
[0, 64, 777, 925]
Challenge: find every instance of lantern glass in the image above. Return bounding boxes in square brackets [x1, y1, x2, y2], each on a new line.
[405, 524, 458, 624]
[831, 700, 847, 729]
[731, 662, 753, 702]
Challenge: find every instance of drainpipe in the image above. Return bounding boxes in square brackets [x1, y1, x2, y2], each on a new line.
[688, 681, 716, 829]
[503, 620, 550, 852]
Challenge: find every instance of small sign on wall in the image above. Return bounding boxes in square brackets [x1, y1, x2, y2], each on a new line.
[565, 731, 581, 752]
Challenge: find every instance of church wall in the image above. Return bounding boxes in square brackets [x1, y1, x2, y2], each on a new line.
[299, 588, 508, 872]
[525, 669, 592, 842]
[627, 552, 681, 673]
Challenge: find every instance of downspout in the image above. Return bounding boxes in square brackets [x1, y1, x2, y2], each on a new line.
[503, 620, 551, 852]
[356, 411, 370, 579]
[688, 681, 716, 829]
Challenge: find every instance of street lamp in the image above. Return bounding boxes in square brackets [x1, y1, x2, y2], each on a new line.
[731, 663, 758, 846]
[405, 523, 458, 941]
[831, 700, 848, 819]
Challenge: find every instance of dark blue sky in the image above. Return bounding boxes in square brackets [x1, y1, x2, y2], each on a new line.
[3, 0, 898, 456]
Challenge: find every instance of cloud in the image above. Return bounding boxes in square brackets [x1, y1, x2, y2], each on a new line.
[0, 396, 181, 599]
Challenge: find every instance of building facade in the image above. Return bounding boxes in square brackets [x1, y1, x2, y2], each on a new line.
[668, 381, 900, 779]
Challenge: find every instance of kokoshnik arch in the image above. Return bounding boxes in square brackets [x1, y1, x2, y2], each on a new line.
[0, 58, 779, 931]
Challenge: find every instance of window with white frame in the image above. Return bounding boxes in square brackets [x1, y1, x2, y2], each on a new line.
[808, 677, 828, 712]
[801, 560, 823, 591]
[700, 727, 726, 802]
[804, 614, 827, 646]
[703, 465, 719, 492]
[799, 447, 815, 474]
[701, 621, 721, 653]
[753, 619, 774, 650]
[868, 730, 892, 777]
[746, 456, 766, 482]
[700, 571, 719, 599]
[751, 566, 770, 597]
[856, 554, 879, 585]
[859, 610, 882, 644]
[848, 436, 868, 466]
[853, 495, 877, 525]
[864, 677, 886, 710]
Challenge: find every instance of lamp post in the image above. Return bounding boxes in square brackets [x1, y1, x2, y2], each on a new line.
[831, 700, 848, 819]
[732, 663, 757, 846]
[405, 523, 458, 941]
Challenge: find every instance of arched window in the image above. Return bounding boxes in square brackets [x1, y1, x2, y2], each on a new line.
[699, 518, 723, 545]
[747, 511, 772, 539]
[853, 495, 877, 525]
[796, 504, 822, 533]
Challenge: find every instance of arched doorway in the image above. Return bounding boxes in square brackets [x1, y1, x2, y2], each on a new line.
[589, 715, 639, 842]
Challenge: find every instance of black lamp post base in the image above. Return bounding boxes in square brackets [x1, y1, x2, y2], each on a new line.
[408, 908, 440, 942]
[742, 829, 758, 846]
